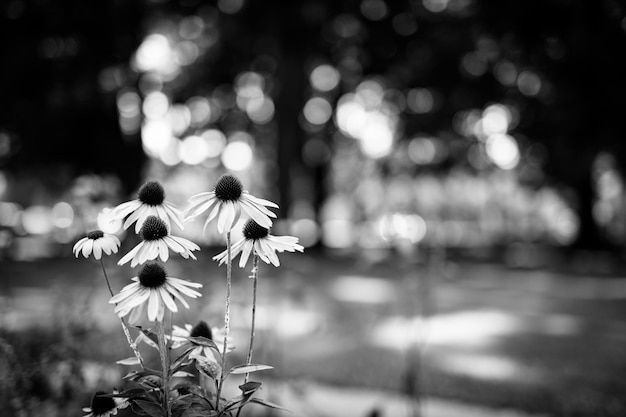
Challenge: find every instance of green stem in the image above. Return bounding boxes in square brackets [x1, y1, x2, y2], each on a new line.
[244, 255, 259, 384]
[216, 231, 232, 411]
[236, 255, 259, 417]
[156, 320, 171, 417]
[99, 259, 145, 368]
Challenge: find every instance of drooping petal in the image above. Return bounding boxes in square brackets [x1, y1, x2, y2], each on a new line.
[244, 192, 279, 208]
[159, 286, 178, 313]
[82, 239, 94, 258]
[147, 290, 160, 321]
[92, 241, 102, 260]
[239, 199, 273, 228]
[112, 200, 142, 220]
[239, 240, 254, 268]
[73, 237, 88, 256]
[118, 242, 144, 266]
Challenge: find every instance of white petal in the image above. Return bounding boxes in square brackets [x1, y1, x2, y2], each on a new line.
[112, 200, 142, 220]
[158, 239, 169, 262]
[244, 192, 279, 208]
[239, 240, 254, 268]
[147, 291, 160, 321]
[159, 286, 178, 313]
[82, 239, 94, 258]
[92, 241, 102, 260]
[73, 237, 88, 256]
[119, 242, 143, 266]
[240, 200, 273, 228]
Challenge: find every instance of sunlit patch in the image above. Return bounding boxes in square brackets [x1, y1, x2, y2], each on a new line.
[218, 0, 244, 14]
[330, 276, 397, 304]
[201, 129, 227, 158]
[52, 202, 74, 229]
[310, 64, 340, 92]
[303, 97, 333, 125]
[141, 119, 174, 157]
[408, 136, 447, 165]
[422, 0, 449, 13]
[434, 353, 538, 382]
[486, 134, 520, 170]
[494, 60, 518, 86]
[322, 219, 354, 248]
[360, 0, 388, 21]
[222, 141, 253, 171]
[256, 306, 320, 338]
[290, 218, 319, 247]
[133, 33, 179, 78]
[246, 95, 275, 124]
[179, 135, 210, 165]
[166, 104, 191, 136]
[187, 96, 212, 127]
[406, 88, 434, 114]
[335, 85, 397, 159]
[372, 310, 524, 349]
[461, 51, 488, 77]
[22, 205, 53, 235]
[378, 213, 427, 243]
[517, 70, 542, 96]
[549, 207, 578, 245]
[0, 202, 21, 227]
[481, 104, 511, 136]
[143, 91, 169, 119]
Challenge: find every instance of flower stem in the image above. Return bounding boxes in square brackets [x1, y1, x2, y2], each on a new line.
[156, 319, 171, 417]
[99, 259, 145, 368]
[236, 255, 259, 417]
[216, 231, 232, 411]
[244, 255, 259, 384]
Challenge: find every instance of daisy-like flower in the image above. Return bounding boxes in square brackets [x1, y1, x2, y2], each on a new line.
[171, 321, 234, 354]
[109, 181, 184, 233]
[110, 262, 203, 322]
[118, 216, 200, 267]
[82, 390, 129, 417]
[213, 219, 304, 267]
[73, 230, 121, 260]
[184, 174, 279, 234]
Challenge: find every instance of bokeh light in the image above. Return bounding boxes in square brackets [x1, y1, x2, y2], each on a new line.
[222, 139, 253, 171]
[310, 64, 341, 92]
[486, 134, 520, 170]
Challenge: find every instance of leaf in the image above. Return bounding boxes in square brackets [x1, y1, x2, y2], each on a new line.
[228, 364, 273, 375]
[136, 326, 160, 347]
[249, 398, 291, 413]
[116, 357, 142, 366]
[172, 371, 195, 378]
[169, 347, 194, 376]
[239, 381, 262, 395]
[187, 336, 220, 351]
[133, 399, 165, 417]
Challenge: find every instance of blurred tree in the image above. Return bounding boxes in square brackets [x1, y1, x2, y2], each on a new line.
[2, 0, 625, 248]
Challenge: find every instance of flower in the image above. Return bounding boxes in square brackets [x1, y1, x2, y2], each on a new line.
[82, 390, 129, 417]
[109, 181, 184, 233]
[171, 321, 234, 354]
[213, 219, 303, 267]
[73, 230, 121, 260]
[110, 262, 202, 322]
[118, 216, 200, 267]
[184, 174, 278, 234]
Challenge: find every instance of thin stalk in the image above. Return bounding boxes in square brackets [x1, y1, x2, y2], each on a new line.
[236, 255, 259, 417]
[243, 255, 259, 384]
[215, 231, 232, 411]
[99, 259, 145, 368]
[156, 319, 171, 417]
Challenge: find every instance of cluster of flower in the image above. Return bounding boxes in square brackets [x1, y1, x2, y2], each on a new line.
[72, 174, 303, 417]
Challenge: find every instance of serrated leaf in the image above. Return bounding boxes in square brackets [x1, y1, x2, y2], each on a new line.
[116, 357, 142, 366]
[133, 399, 165, 417]
[228, 364, 273, 375]
[249, 398, 291, 413]
[239, 381, 262, 394]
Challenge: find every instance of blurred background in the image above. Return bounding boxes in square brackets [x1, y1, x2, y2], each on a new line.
[1, 0, 626, 416]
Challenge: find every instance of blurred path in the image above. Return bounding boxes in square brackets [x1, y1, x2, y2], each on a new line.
[1, 251, 625, 416]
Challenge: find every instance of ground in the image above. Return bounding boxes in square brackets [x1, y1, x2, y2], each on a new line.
[1, 246, 625, 416]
